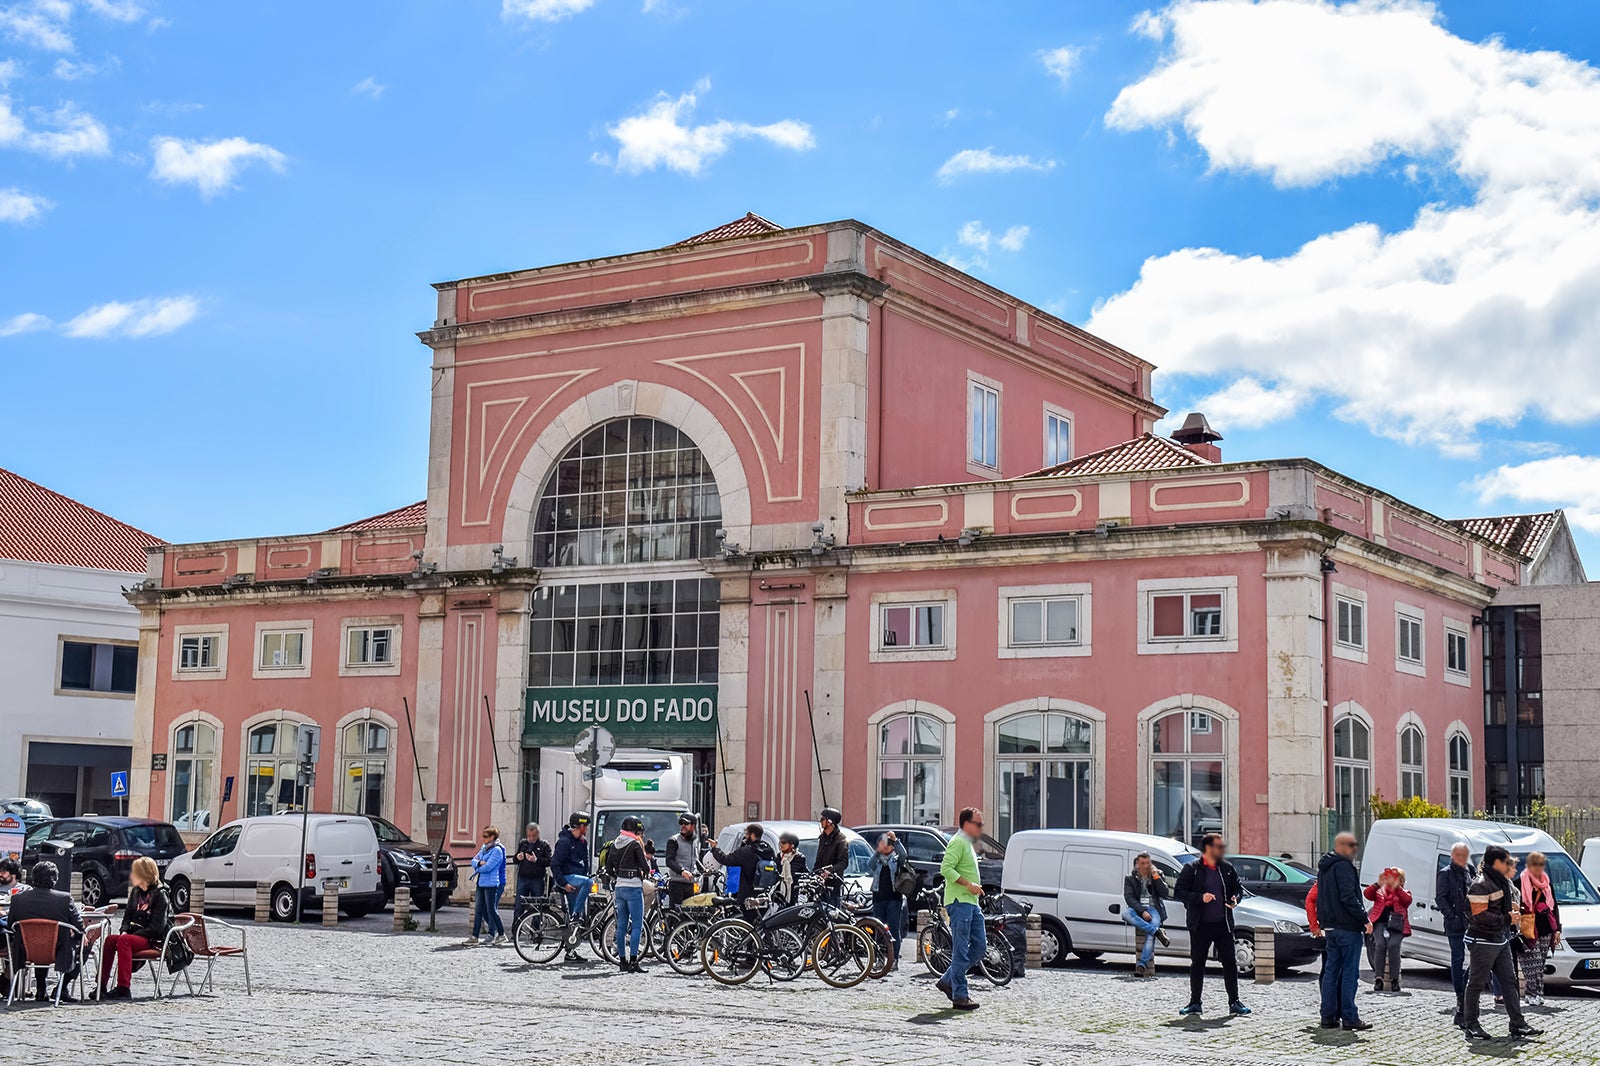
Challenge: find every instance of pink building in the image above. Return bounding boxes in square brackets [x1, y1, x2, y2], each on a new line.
[128, 213, 1548, 864]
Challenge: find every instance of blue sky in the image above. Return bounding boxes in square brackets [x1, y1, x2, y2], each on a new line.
[4, 0, 1600, 571]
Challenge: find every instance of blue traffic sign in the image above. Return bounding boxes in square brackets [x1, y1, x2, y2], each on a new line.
[110, 771, 129, 797]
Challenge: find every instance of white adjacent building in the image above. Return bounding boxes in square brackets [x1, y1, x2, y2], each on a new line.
[0, 467, 160, 816]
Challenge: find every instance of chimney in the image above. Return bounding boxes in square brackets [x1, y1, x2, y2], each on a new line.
[1170, 412, 1223, 462]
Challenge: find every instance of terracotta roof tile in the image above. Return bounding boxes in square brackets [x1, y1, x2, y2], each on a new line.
[324, 501, 427, 533]
[0, 466, 161, 573]
[1025, 433, 1214, 479]
[1452, 512, 1558, 560]
[677, 212, 785, 245]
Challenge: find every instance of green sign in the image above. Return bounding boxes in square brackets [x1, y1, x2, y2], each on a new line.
[623, 778, 660, 792]
[523, 684, 718, 748]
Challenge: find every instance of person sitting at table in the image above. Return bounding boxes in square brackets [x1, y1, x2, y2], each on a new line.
[7, 860, 84, 1002]
[99, 856, 174, 1000]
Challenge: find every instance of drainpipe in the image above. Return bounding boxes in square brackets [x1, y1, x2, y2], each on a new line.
[1320, 545, 1340, 817]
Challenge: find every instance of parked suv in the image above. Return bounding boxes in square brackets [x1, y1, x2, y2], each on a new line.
[853, 824, 1005, 893]
[22, 817, 187, 908]
[368, 816, 457, 909]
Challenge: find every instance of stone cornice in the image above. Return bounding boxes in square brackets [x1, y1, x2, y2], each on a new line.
[123, 568, 540, 610]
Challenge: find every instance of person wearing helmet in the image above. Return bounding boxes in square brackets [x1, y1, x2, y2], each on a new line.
[665, 814, 702, 907]
[605, 815, 652, 973]
[550, 813, 593, 960]
[814, 807, 849, 907]
[711, 824, 772, 904]
[773, 831, 809, 907]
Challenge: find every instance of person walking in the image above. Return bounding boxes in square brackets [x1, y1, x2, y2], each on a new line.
[99, 856, 173, 999]
[1463, 845, 1542, 1041]
[1364, 867, 1412, 991]
[512, 823, 552, 929]
[1436, 842, 1473, 1026]
[1173, 833, 1249, 1017]
[813, 807, 849, 908]
[1517, 851, 1562, 1008]
[1123, 852, 1171, 977]
[605, 816, 651, 973]
[467, 826, 508, 947]
[664, 815, 702, 907]
[772, 831, 809, 907]
[935, 807, 987, 1011]
[1315, 831, 1372, 1031]
[550, 813, 593, 960]
[867, 830, 910, 970]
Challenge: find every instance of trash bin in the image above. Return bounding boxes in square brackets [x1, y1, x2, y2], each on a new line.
[994, 915, 1029, 978]
[37, 839, 73, 884]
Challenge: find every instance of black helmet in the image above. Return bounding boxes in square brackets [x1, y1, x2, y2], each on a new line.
[569, 812, 590, 828]
[778, 831, 800, 847]
[819, 807, 842, 826]
[622, 815, 644, 835]
[678, 813, 697, 828]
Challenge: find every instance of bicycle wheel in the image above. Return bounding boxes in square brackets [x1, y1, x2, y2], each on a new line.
[702, 919, 762, 985]
[918, 923, 952, 975]
[811, 923, 874, 989]
[857, 917, 894, 980]
[643, 907, 673, 959]
[663, 918, 706, 976]
[981, 931, 1014, 986]
[765, 927, 807, 982]
[513, 905, 570, 964]
[591, 907, 617, 963]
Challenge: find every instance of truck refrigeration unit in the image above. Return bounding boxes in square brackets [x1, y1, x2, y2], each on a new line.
[537, 747, 695, 859]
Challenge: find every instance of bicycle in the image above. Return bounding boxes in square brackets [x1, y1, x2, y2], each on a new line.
[511, 882, 615, 964]
[700, 878, 875, 988]
[659, 892, 746, 976]
[913, 887, 1015, 986]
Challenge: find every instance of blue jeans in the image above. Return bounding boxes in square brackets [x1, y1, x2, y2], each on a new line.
[872, 897, 905, 963]
[613, 884, 644, 960]
[1321, 928, 1363, 1024]
[561, 875, 593, 920]
[473, 885, 504, 938]
[942, 901, 986, 1002]
[1125, 907, 1162, 965]
[1447, 930, 1466, 1004]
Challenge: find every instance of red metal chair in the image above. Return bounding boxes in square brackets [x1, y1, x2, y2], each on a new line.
[6, 919, 79, 1007]
[129, 914, 196, 999]
[171, 913, 251, 996]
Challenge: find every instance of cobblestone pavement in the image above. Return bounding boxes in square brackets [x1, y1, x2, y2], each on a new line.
[5, 910, 1595, 1066]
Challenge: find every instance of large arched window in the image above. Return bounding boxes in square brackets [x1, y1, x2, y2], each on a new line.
[170, 719, 217, 832]
[245, 720, 305, 817]
[1332, 714, 1372, 833]
[1149, 710, 1225, 848]
[878, 712, 946, 825]
[532, 418, 723, 568]
[340, 716, 392, 817]
[996, 711, 1093, 842]
[1400, 724, 1426, 800]
[1448, 731, 1472, 816]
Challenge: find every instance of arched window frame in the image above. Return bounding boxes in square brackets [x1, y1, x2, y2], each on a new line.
[1331, 702, 1374, 833]
[1446, 722, 1472, 817]
[238, 709, 316, 818]
[168, 710, 222, 834]
[334, 708, 399, 820]
[867, 702, 954, 826]
[1135, 695, 1239, 849]
[983, 699, 1106, 841]
[1398, 712, 1427, 801]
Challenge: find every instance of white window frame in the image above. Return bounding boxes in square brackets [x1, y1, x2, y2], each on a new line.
[966, 372, 1001, 477]
[339, 617, 403, 677]
[1042, 402, 1074, 467]
[998, 582, 1091, 659]
[171, 623, 228, 680]
[869, 590, 957, 664]
[872, 707, 952, 826]
[1330, 584, 1368, 664]
[1395, 602, 1425, 677]
[1447, 726, 1472, 817]
[336, 708, 398, 820]
[253, 620, 313, 679]
[1331, 706, 1373, 833]
[1398, 716, 1427, 800]
[168, 712, 221, 832]
[1136, 576, 1238, 655]
[1444, 619, 1471, 686]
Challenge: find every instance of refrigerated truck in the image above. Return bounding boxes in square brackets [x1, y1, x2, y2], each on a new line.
[537, 747, 695, 861]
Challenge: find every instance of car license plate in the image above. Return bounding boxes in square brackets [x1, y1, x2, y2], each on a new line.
[1583, 959, 1600, 971]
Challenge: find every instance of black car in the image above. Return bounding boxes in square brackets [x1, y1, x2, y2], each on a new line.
[368, 816, 457, 909]
[22, 817, 186, 908]
[1229, 854, 1317, 906]
[852, 824, 1006, 894]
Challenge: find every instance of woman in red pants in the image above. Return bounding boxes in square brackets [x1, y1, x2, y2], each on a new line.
[101, 856, 174, 998]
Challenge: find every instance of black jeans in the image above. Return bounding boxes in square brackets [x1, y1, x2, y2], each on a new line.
[872, 896, 905, 963]
[1464, 940, 1524, 1030]
[1188, 921, 1240, 1006]
[1447, 930, 1467, 1004]
[512, 875, 547, 927]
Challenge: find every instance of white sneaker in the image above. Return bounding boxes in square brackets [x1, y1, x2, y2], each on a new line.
[463, 937, 479, 947]
[490, 934, 507, 946]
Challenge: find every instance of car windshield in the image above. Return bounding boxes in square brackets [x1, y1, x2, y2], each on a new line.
[795, 837, 873, 877]
[593, 810, 686, 859]
[4, 800, 50, 819]
[121, 824, 184, 849]
[1285, 859, 1315, 876]
[1512, 852, 1600, 906]
[369, 818, 411, 844]
[937, 829, 1005, 861]
[1277, 862, 1315, 884]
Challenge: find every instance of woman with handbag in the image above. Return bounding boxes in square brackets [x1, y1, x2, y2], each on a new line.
[100, 856, 174, 999]
[1517, 852, 1561, 1006]
[867, 831, 912, 970]
[1363, 866, 1412, 992]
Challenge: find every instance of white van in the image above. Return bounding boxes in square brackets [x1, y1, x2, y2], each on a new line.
[1002, 829, 1320, 974]
[1362, 818, 1600, 987]
[1581, 837, 1600, 889]
[165, 814, 384, 922]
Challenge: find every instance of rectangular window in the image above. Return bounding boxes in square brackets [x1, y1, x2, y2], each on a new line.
[1396, 605, 1424, 674]
[1446, 626, 1470, 676]
[880, 603, 945, 649]
[1150, 592, 1224, 641]
[1008, 596, 1080, 647]
[968, 379, 999, 469]
[179, 634, 220, 671]
[1335, 597, 1365, 650]
[1043, 409, 1072, 467]
[259, 630, 306, 670]
[346, 627, 394, 666]
[528, 578, 720, 688]
[58, 640, 137, 694]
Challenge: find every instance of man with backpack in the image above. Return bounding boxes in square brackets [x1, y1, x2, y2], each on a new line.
[665, 814, 702, 907]
[710, 824, 772, 907]
[550, 813, 593, 961]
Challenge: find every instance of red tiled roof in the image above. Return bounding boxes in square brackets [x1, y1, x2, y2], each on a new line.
[324, 501, 427, 533]
[0, 466, 161, 573]
[1452, 512, 1558, 560]
[677, 212, 785, 245]
[1025, 433, 1214, 479]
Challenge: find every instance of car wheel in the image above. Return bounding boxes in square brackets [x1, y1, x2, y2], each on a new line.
[342, 904, 373, 919]
[1073, 950, 1104, 962]
[1039, 918, 1070, 968]
[81, 870, 107, 909]
[1232, 934, 1256, 977]
[270, 883, 299, 922]
[169, 876, 191, 913]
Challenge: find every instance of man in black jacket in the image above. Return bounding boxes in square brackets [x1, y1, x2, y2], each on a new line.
[1315, 832, 1372, 1031]
[512, 822, 553, 928]
[1436, 841, 1473, 1026]
[812, 807, 849, 907]
[1173, 833, 1248, 1017]
[6, 861, 83, 1002]
[1122, 852, 1171, 977]
[711, 824, 771, 905]
[1463, 846, 1542, 1041]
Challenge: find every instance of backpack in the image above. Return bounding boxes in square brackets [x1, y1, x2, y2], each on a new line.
[597, 840, 615, 878]
[754, 855, 780, 891]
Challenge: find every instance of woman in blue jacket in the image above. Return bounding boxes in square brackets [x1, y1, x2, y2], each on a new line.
[468, 825, 508, 946]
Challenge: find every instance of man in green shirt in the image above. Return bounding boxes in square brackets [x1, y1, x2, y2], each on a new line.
[936, 806, 986, 1010]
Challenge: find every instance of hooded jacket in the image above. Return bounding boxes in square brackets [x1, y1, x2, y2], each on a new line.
[813, 828, 850, 881]
[711, 837, 773, 901]
[1315, 851, 1367, 933]
[1173, 857, 1241, 931]
[551, 826, 590, 880]
[1364, 882, 1413, 936]
[1466, 867, 1515, 944]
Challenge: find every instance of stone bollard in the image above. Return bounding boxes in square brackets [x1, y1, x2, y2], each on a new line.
[190, 879, 206, 915]
[1025, 913, 1042, 970]
[322, 883, 340, 927]
[1254, 927, 1276, 984]
[69, 872, 83, 904]
[393, 886, 411, 932]
[255, 881, 271, 923]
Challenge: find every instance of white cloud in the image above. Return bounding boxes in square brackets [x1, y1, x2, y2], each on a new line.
[0, 186, 50, 222]
[62, 295, 199, 338]
[351, 76, 385, 100]
[0, 311, 49, 336]
[53, 55, 118, 80]
[0, 0, 74, 51]
[1130, 9, 1166, 40]
[997, 224, 1030, 253]
[936, 146, 1055, 183]
[83, 0, 144, 20]
[0, 59, 18, 86]
[604, 79, 814, 176]
[1179, 376, 1308, 431]
[1474, 456, 1600, 533]
[0, 97, 111, 158]
[149, 135, 286, 197]
[1088, 0, 1600, 456]
[1039, 46, 1081, 87]
[942, 220, 1031, 272]
[502, 0, 595, 21]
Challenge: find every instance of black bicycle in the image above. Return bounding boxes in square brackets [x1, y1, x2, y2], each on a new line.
[700, 878, 876, 988]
